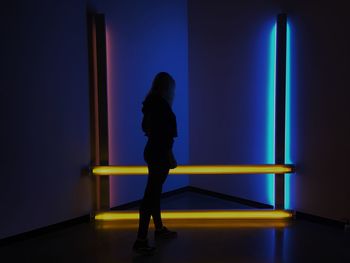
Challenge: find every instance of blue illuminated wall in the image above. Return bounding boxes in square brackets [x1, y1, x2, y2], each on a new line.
[92, 0, 189, 207]
[94, 0, 294, 210]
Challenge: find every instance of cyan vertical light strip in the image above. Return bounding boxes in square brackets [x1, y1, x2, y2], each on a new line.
[267, 24, 277, 206]
[284, 22, 291, 209]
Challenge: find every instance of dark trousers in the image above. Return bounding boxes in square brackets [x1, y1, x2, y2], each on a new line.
[137, 165, 169, 239]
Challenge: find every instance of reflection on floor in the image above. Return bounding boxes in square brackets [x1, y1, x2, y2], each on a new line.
[1, 191, 349, 263]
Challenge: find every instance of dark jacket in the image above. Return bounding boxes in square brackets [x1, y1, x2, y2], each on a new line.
[142, 94, 177, 166]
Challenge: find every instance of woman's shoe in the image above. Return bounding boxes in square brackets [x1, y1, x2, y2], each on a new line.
[155, 226, 178, 239]
[132, 239, 156, 255]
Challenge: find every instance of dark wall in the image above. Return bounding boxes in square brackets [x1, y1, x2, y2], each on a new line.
[284, 0, 350, 221]
[0, 0, 91, 239]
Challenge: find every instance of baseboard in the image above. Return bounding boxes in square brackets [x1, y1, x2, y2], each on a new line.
[187, 186, 274, 209]
[295, 211, 347, 229]
[0, 214, 90, 247]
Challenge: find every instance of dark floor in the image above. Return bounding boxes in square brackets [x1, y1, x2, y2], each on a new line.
[1, 192, 349, 263]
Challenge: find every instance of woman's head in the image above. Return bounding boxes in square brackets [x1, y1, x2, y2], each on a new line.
[148, 72, 175, 106]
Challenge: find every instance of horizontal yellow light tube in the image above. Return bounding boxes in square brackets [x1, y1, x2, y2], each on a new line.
[94, 210, 293, 221]
[95, 220, 290, 229]
[92, 164, 293, 176]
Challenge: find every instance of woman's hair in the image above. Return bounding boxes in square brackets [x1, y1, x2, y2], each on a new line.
[147, 72, 175, 105]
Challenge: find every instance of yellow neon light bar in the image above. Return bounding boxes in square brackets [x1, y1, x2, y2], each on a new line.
[92, 164, 293, 176]
[94, 210, 293, 221]
[95, 220, 290, 229]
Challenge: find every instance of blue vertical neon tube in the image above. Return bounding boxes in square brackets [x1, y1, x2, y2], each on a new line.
[284, 22, 291, 209]
[267, 24, 276, 206]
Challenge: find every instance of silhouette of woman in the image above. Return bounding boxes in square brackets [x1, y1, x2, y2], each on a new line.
[133, 72, 178, 255]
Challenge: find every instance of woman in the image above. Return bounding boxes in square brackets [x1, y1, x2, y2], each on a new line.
[133, 72, 178, 255]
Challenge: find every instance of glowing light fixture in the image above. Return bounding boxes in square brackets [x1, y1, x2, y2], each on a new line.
[284, 22, 292, 209]
[95, 220, 290, 229]
[267, 23, 277, 206]
[95, 210, 293, 221]
[92, 164, 293, 176]
[272, 14, 293, 210]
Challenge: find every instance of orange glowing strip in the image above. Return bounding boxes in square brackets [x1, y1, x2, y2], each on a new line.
[92, 164, 293, 176]
[94, 210, 293, 221]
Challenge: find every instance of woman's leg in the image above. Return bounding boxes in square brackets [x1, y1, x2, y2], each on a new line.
[150, 166, 169, 230]
[137, 165, 168, 239]
[137, 178, 156, 239]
